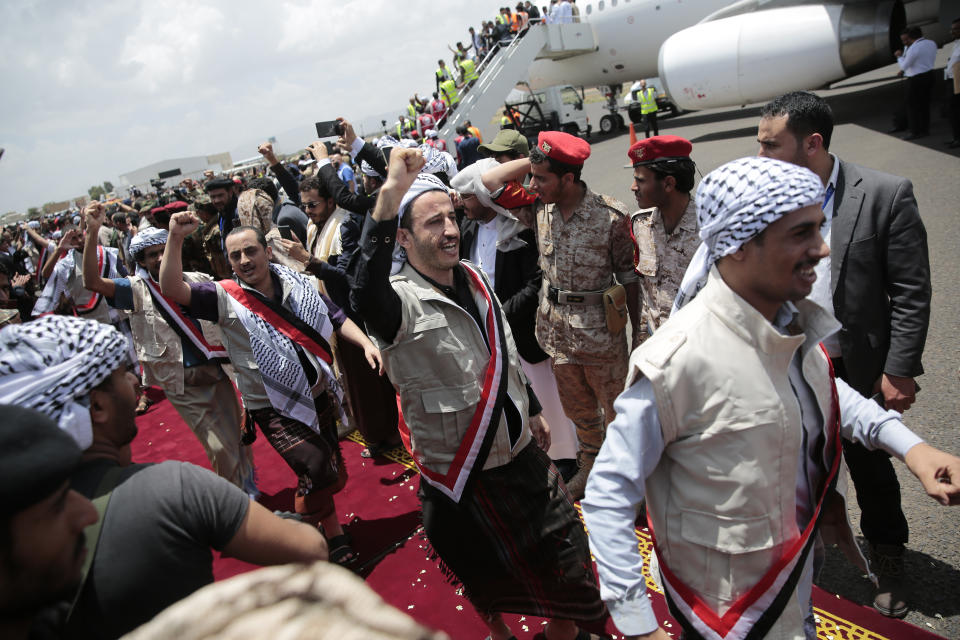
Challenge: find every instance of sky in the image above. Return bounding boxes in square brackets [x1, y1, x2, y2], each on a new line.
[0, 0, 507, 214]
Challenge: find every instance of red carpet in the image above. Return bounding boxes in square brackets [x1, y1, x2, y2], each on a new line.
[131, 390, 941, 639]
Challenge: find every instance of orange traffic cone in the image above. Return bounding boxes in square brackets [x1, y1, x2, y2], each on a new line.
[629, 122, 637, 146]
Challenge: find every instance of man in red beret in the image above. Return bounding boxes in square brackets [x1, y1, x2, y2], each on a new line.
[627, 135, 700, 340]
[482, 131, 640, 499]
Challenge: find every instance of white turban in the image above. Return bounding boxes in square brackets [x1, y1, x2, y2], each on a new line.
[398, 173, 450, 223]
[129, 226, 168, 259]
[0, 316, 131, 449]
[672, 156, 824, 313]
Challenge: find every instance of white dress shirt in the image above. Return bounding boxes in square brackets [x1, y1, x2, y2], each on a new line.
[806, 153, 841, 356]
[470, 217, 499, 290]
[946, 40, 960, 80]
[897, 38, 938, 76]
[580, 302, 923, 637]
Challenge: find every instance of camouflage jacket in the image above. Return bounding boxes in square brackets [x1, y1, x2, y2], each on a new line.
[531, 186, 634, 364]
[631, 197, 699, 340]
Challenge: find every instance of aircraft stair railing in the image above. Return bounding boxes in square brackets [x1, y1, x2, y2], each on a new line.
[440, 23, 596, 143]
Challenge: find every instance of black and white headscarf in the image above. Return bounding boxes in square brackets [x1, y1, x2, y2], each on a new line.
[391, 173, 451, 275]
[128, 227, 167, 260]
[672, 157, 824, 313]
[0, 316, 129, 448]
[225, 264, 346, 434]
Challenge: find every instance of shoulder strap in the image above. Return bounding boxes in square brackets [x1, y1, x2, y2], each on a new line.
[66, 466, 124, 621]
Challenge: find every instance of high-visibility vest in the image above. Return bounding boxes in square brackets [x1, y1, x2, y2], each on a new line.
[440, 79, 460, 105]
[396, 123, 404, 138]
[458, 58, 479, 83]
[508, 12, 521, 32]
[407, 103, 417, 118]
[467, 126, 483, 143]
[495, 13, 507, 25]
[436, 67, 450, 82]
[639, 87, 659, 115]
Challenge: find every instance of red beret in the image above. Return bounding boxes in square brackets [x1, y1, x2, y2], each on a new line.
[163, 201, 189, 213]
[628, 135, 693, 166]
[536, 131, 591, 166]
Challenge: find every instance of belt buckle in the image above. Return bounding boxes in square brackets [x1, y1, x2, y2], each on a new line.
[558, 291, 584, 304]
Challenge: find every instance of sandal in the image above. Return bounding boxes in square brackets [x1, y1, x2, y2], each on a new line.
[327, 533, 358, 569]
[136, 395, 153, 415]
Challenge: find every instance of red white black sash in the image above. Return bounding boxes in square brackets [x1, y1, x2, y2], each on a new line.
[650, 346, 842, 640]
[75, 246, 107, 314]
[140, 273, 229, 363]
[397, 263, 510, 504]
[218, 279, 333, 365]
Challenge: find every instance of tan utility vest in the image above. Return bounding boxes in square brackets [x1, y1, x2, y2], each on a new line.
[371, 263, 532, 475]
[128, 272, 224, 395]
[628, 268, 866, 638]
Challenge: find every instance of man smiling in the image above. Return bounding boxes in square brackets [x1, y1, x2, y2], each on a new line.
[582, 157, 959, 640]
[351, 148, 603, 640]
[160, 214, 382, 569]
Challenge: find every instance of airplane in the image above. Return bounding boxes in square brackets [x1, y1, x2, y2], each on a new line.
[526, 0, 957, 112]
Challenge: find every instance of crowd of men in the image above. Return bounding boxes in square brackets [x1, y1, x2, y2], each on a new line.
[387, 1, 584, 149]
[2, 79, 960, 640]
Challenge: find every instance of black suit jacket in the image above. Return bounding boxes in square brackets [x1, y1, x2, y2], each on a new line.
[459, 219, 548, 364]
[830, 160, 931, 396]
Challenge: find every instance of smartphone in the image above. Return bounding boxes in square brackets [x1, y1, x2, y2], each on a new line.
[315, 120, 342, 138]
[380, 146, 392, 168]
[278, 225, 293, 240]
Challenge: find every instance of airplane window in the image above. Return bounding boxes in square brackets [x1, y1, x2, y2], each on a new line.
[586, 4, 592, 14]
[598, 0, 604, 9]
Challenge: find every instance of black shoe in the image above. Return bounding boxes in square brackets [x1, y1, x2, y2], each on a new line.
[902, 133, 928, 140]
[886, 127, 907, 134]
[870, 543, 909, 618]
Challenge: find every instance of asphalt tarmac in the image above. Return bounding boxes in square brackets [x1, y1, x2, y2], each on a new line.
[575, 54, 960, 638]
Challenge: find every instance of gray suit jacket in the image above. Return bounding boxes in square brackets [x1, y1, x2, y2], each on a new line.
[830, 160, 931, 396]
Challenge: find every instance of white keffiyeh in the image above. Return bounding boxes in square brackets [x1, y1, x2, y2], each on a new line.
[225, 264, 347, 434]
[0, 316, 130, 449]
[32, 247, 121, 316]
[391, 173, 451, 275]
[672, 157, 824, 313]
[129, 227, 167, 260]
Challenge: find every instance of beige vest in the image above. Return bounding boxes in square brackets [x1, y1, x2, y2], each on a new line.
[128, 272, 224, 395]
[371, 263, 532, 475]
[628, 268, 865, 638]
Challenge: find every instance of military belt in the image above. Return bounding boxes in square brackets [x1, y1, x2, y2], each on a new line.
[547, 286, 605, 305]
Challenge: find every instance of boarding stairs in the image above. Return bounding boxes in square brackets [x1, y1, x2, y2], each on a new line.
[439, 23, 596, 144]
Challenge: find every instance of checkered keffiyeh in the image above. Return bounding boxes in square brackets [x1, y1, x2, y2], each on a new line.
[672, 157, 824, 313]
[0, 316, 129, 449]
[225, 264, 347, 435]
[128, 227, 167, 259]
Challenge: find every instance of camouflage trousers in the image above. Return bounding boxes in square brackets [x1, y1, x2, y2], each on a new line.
[552, 356, 628, 456]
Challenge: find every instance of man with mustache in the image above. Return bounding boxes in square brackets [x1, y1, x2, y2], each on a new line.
[757, 91, 932, 618]
[581, 157, 957, 640]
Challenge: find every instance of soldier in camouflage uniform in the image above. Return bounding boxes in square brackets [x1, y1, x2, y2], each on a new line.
[191, 195, 232, 280]
[483, 131, 641, 498]
[628, 136, 700, 340]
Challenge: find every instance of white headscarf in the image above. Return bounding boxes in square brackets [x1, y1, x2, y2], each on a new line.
[128, 226, 168, 260]
[672, 156, 824, 313]
[0, 316, 130, 449]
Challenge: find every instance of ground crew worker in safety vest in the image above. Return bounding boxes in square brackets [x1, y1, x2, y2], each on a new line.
[440, 78, 460, 110]
[638, 78, 660, 138]
[458, 57, 479, 89]
[435, 59, 452, 93]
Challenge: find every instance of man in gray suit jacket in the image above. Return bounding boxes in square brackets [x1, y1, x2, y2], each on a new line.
[757, 91, 931, 618]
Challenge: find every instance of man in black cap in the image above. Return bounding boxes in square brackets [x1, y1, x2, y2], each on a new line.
[0, 406, 97, 640]
[203, 175, 241, 252]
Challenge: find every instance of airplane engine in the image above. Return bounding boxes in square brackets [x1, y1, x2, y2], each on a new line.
[659, 2, 906, 111]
